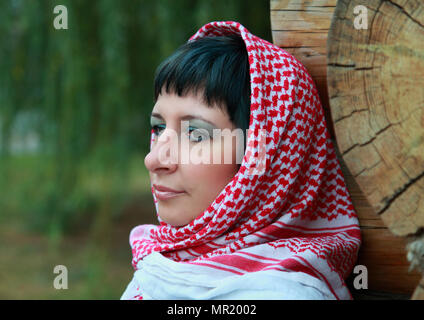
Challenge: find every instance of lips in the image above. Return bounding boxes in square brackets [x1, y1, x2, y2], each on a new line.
[153, 184, 186, 201]
[153, 184, 184, 193]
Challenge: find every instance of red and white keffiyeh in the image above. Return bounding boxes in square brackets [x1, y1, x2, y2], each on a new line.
[122, 21, 361, 300]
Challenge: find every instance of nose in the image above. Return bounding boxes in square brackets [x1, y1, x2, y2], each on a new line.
[144, 129, 179, 174]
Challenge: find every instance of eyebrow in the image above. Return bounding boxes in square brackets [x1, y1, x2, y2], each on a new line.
[150, 112, 218, 127]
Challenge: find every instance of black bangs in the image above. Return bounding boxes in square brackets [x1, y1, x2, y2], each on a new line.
[153, 34, 251, 135]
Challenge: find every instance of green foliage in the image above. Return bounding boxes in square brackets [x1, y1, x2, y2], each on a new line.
[0, 0, 272, 235]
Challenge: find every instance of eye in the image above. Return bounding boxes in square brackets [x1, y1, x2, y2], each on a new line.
[188, 127, 210, 143]
[151, 124, 165, 136]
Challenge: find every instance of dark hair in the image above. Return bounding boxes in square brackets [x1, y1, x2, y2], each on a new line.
[153, 35, 251, 151]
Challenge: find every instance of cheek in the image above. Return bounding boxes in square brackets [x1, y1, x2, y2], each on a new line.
[215, 135, 241, 174]
[184, 140, 239, 194]
[181, 163, 236, 222]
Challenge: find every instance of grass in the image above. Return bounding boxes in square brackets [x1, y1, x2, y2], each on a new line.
[0, 218, 130, 299]
[0, 153, 158, 299]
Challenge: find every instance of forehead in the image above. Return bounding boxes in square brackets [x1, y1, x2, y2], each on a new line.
[152, 92, 234, 128]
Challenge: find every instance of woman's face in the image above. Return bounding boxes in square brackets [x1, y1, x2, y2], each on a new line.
[144, 90, 241, 227]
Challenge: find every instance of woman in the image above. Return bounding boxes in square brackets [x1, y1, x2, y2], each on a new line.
[121, 21, 361, 300]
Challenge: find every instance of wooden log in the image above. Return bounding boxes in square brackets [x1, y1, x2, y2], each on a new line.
[327, 0, 424, 238]
[271, 0, 423, 296]
[411, 276, 424, 300]
[271, 0, 337, 137]
[339, 150, 421, 294]
[327, 0, 424, 297]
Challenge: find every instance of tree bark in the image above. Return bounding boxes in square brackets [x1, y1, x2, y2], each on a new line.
[271, 0, 423, 297]
[327, 0, 424, 237]
[327, 0, 424, 298]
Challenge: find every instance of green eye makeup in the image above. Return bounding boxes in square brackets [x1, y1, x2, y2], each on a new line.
[150, 114, 217, 143]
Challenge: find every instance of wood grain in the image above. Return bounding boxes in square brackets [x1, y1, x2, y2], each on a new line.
[327, 0, 424, 237]
[338, 148, 421, 294]
[271, 0, 423, 296]
[271, 0, 337, 137]
[411, 276, 424, 300]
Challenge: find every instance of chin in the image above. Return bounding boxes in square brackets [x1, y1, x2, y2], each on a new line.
[158, 212, 191, 227]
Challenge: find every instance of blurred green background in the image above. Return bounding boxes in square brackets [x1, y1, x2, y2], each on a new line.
[0, 0, 271, 299]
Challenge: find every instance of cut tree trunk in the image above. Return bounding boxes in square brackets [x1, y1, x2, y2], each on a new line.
[327, 0, 424, 300]
[271, 0, 337, 137]
[327, 0, 424, 238]
[271, 0, 423, 298]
